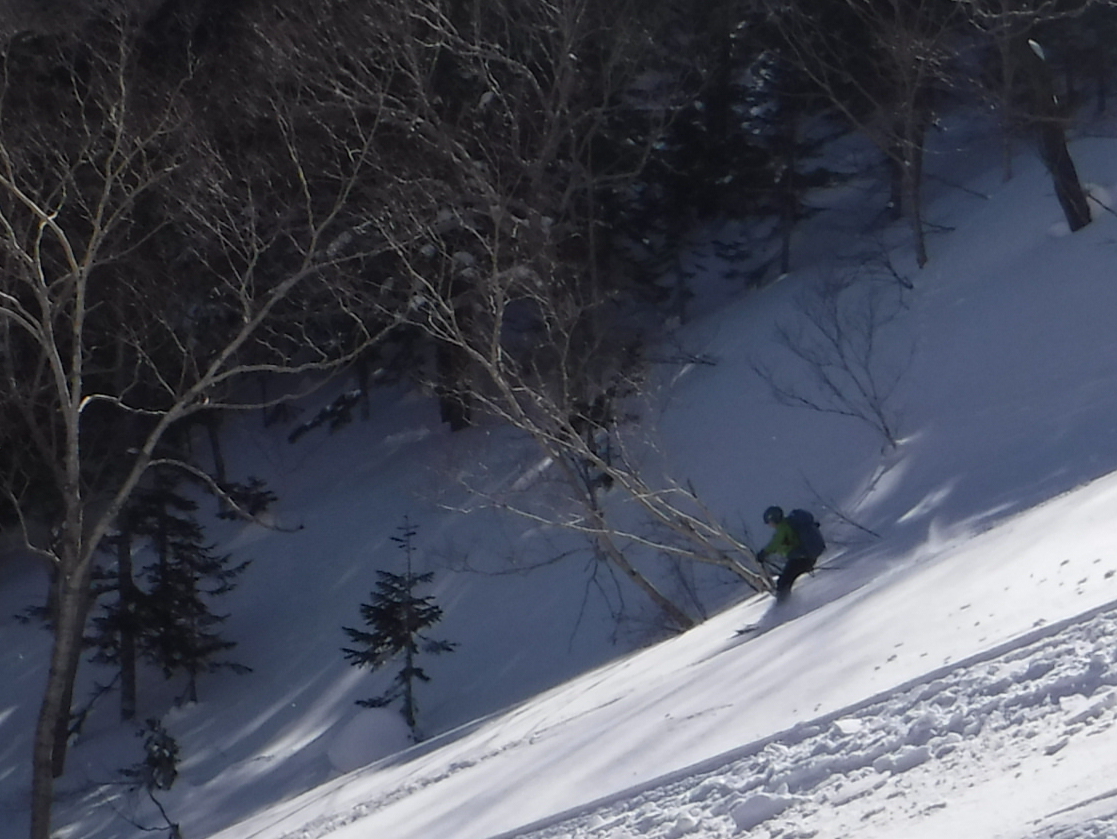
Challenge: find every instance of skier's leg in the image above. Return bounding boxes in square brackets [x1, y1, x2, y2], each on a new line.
[774, 566, 796, 601]
[775, 575, 790, 601]
[775, 553, 811, 600]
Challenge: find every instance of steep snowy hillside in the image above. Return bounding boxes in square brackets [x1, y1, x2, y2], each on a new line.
[3, 116, 1117, 839]
[187, 467, 1117, 839]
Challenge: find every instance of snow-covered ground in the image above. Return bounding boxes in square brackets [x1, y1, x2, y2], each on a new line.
[515, 598, 1117, 839]
[188, 472, 1117, 839]
[3, 115, 1117, 839]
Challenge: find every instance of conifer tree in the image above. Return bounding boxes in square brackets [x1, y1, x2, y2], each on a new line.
[121, 717, 182, 839]
[124, 718, 180, 793]
[342, 518, 456, 738]
[88, 472, 251, 709]
[88, 521, 142, 721]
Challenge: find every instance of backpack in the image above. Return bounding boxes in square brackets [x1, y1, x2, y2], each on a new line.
[786, 509, 826, 561]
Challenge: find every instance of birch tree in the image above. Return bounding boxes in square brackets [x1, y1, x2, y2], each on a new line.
[0, 14, 402, 839]
[768, 0, 963, 266]
[335, 0, 774, 626]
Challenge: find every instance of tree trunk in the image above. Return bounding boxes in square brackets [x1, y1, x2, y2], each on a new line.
[556, 451, 697, 630]
[1019, 37, 1091, 232]
[403, 645, 417, 735]
[887, 147, 904, 222]
[205, 413, 228, 488]
[355, 355, 372, 421]
[31, 556, 92, 839]
[118, 530, 138, 721]
[889, 110, 930, 267]
[777, 110, 800, 276]
[436, 341, 472, 431]
[905, 122, 929, 268]
[599, 535, 694, 630]
[183, 569, 200, 705]
[586, 517, 694, 631]
[1040, 123, 1091, 230]
[184, 671, 199, 706]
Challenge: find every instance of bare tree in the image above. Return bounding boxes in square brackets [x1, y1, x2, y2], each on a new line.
[417, 277, 774, 629]
[0, 15, 405, 839]
[318, 0, 774, 627]
[0, 3, 775, 834]
[959, 0, 1094, 229]
[754, 269, 913, 449]
[768, 0, 965, 266]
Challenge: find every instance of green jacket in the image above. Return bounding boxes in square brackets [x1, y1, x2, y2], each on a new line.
[762, 520, 800, 558]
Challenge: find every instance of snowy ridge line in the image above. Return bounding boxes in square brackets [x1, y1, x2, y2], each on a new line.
[486, 594, 1117, 839]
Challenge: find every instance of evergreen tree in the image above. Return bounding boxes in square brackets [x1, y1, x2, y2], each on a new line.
[88, 521, 142, 721]
[87, 472, 252, 709]
[216, 475, 279, 520]
[123, 718, 180, 793]
[121, 717, 183, 839]
[341, 518, 456, 738]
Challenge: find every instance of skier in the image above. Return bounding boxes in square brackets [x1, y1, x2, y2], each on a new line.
[756, 506, 820, 602]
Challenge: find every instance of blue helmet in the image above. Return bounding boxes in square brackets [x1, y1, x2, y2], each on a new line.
[763, 506, 784, 525]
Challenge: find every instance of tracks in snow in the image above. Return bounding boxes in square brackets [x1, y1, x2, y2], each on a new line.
[502, 601, 1117, 839]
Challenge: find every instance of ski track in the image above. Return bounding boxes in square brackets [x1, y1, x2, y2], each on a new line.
[502, 606, 1117, 839]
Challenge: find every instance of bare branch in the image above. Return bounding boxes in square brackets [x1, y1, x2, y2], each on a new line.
[755, 269, 912, 448]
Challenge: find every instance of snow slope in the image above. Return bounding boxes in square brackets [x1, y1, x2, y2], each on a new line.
[513, 596, 1117, 839]
[195, 473, 1117, 839]
[3, 116, 1117, 839]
